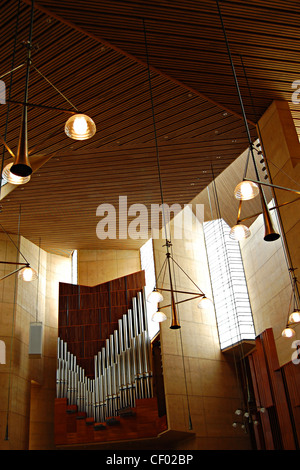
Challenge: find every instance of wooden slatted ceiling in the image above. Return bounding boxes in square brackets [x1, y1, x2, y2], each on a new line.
[0, 1, 298, 254]
[31, 0, 300, 123]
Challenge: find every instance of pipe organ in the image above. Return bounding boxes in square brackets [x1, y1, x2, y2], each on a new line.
[55, 271, 167, 446]
[56, 290, 153, 421]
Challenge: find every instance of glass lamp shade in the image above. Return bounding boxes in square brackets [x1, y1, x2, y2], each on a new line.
[18, 266, 38, 282]
[289, 309, 300, 324]
[229, 224, 251, 241]
[234, 181, 259, 201]
[197, 296, 212, 309]
[282, 327, 295, 338]
[147, 290, 164, 304]
[65, 114, 96, 140]
[2, 162, 31, 185]
[151, 310, 167, 323]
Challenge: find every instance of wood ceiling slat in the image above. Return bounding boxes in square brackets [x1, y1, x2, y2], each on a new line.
[0, 0, 297, 252]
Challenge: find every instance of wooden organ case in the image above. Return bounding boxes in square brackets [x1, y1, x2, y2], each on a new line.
[54, 271, 167, 447]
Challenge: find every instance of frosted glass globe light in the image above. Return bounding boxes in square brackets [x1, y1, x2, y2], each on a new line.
[18, 266, 38, 282]
[234, 181, 259, 201]
[65, 114, 96, 140]
[2, 162, 31, 185]
[73, 115, 88, 135]
[229, 224, 251, 241]
[147, 290, 164, 304]
[197, 296, 212, 309]
[151, 310, 167, 323]
[289, 309, 300, 324]
[282, 327, 295, 338]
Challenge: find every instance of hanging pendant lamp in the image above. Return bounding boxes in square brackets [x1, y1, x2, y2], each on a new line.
[282, 272, 300, 338]
[234, 180, 259, 201]
[1, 0, 96, 185]
[65, 113, 96, 140]
[143, 20, 212, 329]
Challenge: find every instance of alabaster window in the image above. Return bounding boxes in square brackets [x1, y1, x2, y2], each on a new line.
[140, 238, 160, 340]
[204, 218, 255, 350]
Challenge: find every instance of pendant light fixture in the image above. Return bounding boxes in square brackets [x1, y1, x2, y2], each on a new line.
[216, 0, 282, 243]
[151, 310, 167, 323]
[234, 180, 260, 201]
[2, 162, 31, 185]
[18, 265, 38, 282]
[217, 1, 300, 243]
[281, 327, 295, 338]
[197, 295, 213, 309]
[143, 21, 212, 329]
[282, 271, 300, 338]
[1, 0, 96, 184]
[229, 223, 251, 242]
[147, 288, 164, 304]
[0, 221, 37, 283]
[65, 113, 96, 141]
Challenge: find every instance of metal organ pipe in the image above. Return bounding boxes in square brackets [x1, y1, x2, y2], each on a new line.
[56, 288, 153, 422]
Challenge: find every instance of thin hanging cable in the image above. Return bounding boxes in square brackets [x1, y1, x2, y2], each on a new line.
[169, 241, 193, 430]
[5, 205, 22, 441]
[240, 55, 300, 190]
[210, 180, 242, 349]
[0, 0, 22, 200]
[243, 147, 251, 181]
[0, 224, 30, 265]
[155, 256, 168, 285]
[205, 186, 221, 351]
[30, 63, 79, 112]
[142, 18, 192, 430]
[35, 238, 41, 322]
[216, 0, 260, 184]
[264, 158, 300, 189]
[159, 257, 168, 292]
[23, 0, 35, 109]
[239, 55, 259, 123]
[210, 166, 252, 417]
[240, 54, 300, 310]
[0, 63, 26, 81]
[142, 19, 170, 246]
[170, 256, 204, 295]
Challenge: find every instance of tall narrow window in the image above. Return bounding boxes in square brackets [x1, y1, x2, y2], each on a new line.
[140, 238, 159, 340]
[203, 219, 255, 350]
[71, 249, 78, 285]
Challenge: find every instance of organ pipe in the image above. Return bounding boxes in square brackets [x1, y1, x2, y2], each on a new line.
[56, 288, 153, 421]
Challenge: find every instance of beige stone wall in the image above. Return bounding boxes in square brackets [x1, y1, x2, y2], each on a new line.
[239, 207, 295, 366]
[252, 100, 300, 366]
[78, 249, 140, 286]
[152, 206, 251, 450]
[0, 234, 71, 450]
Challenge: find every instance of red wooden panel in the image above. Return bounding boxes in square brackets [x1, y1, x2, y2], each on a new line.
[55, 396, 167, 447]
[261, 330, 296, 450]
[284, 362, 300, 406]
[253, 338, 273, 407]
[58, 270, 146, 378]
[283, 361, 300, 443]
[248, 354, 261, 409]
